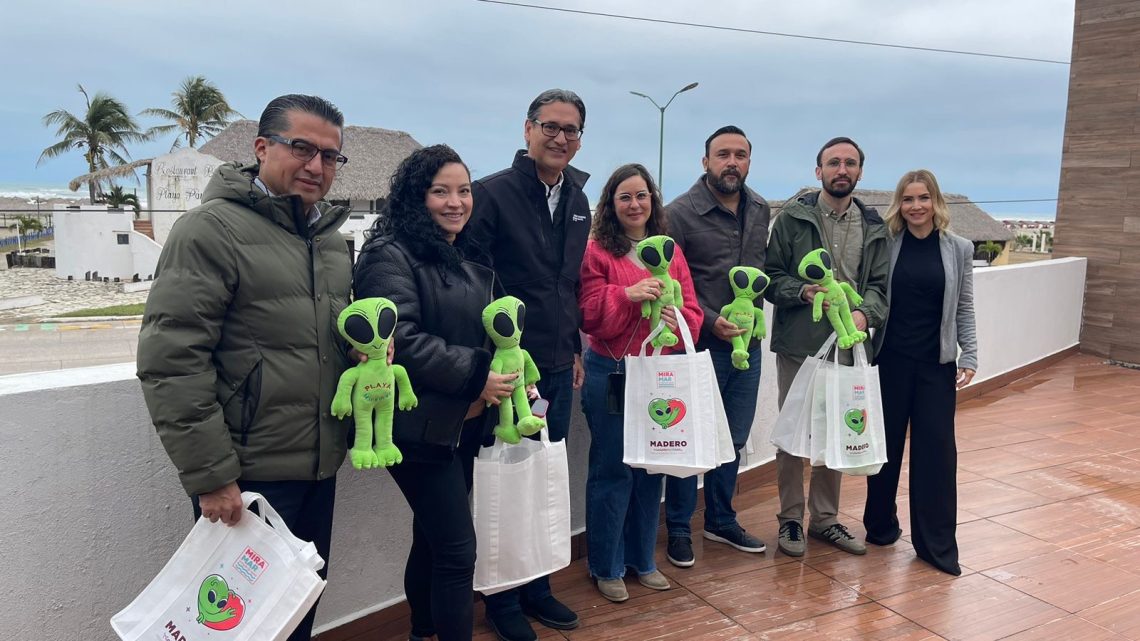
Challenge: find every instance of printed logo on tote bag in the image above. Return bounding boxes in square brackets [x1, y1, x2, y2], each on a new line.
[844, 408, 866, 435]
[196, 574, 246, 632]
[234, 546, 270, 584]
[648, 398, 686, 429]
[656, 369, 676, 388]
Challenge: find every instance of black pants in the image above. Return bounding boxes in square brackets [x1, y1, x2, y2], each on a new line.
[192, 477, 337, 641]
[387, 420, 481, 641]
[864, 350, 961, 575]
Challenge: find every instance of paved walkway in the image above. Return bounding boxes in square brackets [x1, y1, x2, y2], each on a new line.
[0, 318, 141, 375]
[0, 267, 149, 322]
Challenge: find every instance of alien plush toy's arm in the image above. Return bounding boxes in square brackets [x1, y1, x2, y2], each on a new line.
[812, 290, 826, 322]
[392, 364, 418, 411]
[838, 281, 864, 307]
[522, 349, 541, 386]
[331, 367, 360, 419]
[753, 304, 767, 340]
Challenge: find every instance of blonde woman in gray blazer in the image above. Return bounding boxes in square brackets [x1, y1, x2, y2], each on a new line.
[863, 169, 977, 576]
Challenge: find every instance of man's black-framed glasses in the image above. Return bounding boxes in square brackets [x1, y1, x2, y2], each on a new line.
[267, 135, 349, 170]
[531, 119, 583, 141]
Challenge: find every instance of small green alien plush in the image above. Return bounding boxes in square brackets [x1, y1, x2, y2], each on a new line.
[719, 266, 771, 370]
[636, 235, 683, 348]
[798, 248, 868, 349]
[332, 298, 418, 469]
[483, 296, 545, 444]
[844, 408, 866, 435]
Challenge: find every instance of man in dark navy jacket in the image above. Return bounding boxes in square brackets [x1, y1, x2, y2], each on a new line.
[466, 88, 590, 641]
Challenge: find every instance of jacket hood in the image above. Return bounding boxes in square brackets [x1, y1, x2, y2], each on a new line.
[203, 162, 350, 237]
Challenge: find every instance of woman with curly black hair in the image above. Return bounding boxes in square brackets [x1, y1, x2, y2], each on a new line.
[354, 144, 515, 641]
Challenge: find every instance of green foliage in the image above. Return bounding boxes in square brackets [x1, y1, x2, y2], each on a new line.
[978, 240, 1003, 264]
[14, 215, 45, 233]
[102, 185, 141, 215]
[141, 76, 240, 150]
[56, 303, 147, 317]
[38, 85, 146, 204]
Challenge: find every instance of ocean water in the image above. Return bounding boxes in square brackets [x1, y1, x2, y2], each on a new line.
[0, 183, 147, 204]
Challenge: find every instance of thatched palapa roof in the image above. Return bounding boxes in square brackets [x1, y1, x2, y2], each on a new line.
[199, 120, 422, 201]
[772, 188, 1014, 243]
[68, 158, 151, 192]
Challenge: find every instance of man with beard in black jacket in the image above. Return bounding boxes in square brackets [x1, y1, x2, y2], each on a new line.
[465, 88, 590, 641]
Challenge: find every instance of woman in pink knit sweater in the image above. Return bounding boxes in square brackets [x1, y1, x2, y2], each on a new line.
[578, 163, 703, 602]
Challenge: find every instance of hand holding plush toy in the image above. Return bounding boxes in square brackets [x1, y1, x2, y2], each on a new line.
[483, 296, 545, 444]
[331, 298, 418, 469]
[797, 248, 868, 349]
[719, 266, 771, 370]
[636, 235, 683, 348]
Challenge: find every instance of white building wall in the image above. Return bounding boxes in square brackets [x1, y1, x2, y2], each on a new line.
[52, 206, 137, 280]
[0, 258, 1086, 641]
[127, 230, 163, 281]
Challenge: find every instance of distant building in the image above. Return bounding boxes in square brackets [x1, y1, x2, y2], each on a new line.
[772, 188, 1016, 265]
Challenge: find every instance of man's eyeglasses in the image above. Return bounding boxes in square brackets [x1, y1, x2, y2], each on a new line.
[267, 135, 349, 170]
[531, 120, 583, 141]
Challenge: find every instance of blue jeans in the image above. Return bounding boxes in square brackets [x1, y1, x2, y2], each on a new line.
[664, 348, 761, 536]
[582, 349, 663, 579]
[483, 365, 574, 617]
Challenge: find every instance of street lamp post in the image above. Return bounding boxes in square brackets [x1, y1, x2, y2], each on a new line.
[630, 82, 698, 195]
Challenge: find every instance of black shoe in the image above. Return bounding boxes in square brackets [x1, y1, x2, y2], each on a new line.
[521, 595, 579, 630]
[486, 612, 537, 641]
[703, 523, 766, 553]
[865, 527, 903, 546]
[667, 535, 695, 567]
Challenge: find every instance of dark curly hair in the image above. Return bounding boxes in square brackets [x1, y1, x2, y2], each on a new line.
[590, 163, 668, 257]
[370, 144, 471, 270]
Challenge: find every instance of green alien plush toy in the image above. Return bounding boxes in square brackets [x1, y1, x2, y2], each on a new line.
[636, 235, 683, 349]
[483, 296, 546, 444]
[331, 298, 418, 469]
[797, 248, 868, 349]
[719, 266, 771, 370]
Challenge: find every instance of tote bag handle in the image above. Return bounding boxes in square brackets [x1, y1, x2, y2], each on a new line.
[639, 306, 696, 357]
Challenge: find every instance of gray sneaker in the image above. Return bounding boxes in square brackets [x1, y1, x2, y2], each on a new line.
[778, 520, 806, 557]
[809, 522, 867, 555]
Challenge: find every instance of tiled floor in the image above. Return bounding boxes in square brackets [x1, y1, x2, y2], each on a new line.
[379, 354, 1140, 640]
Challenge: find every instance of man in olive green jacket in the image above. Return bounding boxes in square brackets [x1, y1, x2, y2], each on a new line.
[137, 94, 351, 641]
[764, 137, 889, 559]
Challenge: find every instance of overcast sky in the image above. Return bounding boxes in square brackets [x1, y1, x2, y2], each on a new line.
[0, 0, 1075, 216]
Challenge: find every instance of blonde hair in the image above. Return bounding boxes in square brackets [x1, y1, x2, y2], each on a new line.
[884, 169, 951, 236]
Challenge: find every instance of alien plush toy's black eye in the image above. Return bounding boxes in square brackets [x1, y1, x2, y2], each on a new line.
[493, 311, 515, 337]
[516, 304, 526, 332]
[733, 270, 749, 289]
[805, 265, 825, 281]
[820, 251, 832, 270]
[753, 274, 769, 293]
[640, 246, 661, 267]
[207, 590, 217, 604]
[377, 307, 397, 340]
[345, 314, 374, 344]
[662, 239, 675, 262]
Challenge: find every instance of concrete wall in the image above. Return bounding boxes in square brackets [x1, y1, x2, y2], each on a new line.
[0, 258, 1085, 640]
[53, 206, 137, 280]
[127, 230, 162, 281]
[1053, 0, 1140, 363]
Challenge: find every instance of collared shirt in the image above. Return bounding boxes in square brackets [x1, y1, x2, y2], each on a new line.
[542, 173, 564, 220]
[254, 177, 321, 226]
[816, 196, 864, 285]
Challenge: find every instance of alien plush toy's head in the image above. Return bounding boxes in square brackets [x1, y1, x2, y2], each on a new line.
[483, 296, 525, 350]
[636, 235, 675, 277]
[198, 574, 231, 619]
[797, 249, 834, 284]
[729, 266, 771, 301]
[338, 297, 398, 360]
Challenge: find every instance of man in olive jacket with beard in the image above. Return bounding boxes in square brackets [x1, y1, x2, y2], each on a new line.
[137, 94, 352, 641]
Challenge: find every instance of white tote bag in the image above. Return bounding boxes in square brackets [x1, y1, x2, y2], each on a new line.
[111, 492, 326, 641]
[819, 343, 888, 476]
[473, 429, 572, 595]
[623, 309, 734, 478]
[770, 334, 837, 463]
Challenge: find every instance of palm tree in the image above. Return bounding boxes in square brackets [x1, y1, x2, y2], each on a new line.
[978, 240, 1003, 265]
[102, 185, 141, 216]
[141, 76, 240, 150]
[38, 85, 147, 204]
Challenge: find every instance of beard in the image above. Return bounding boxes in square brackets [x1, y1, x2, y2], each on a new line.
[823, 177, 856, 199]
[708, 169, 746, 195]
